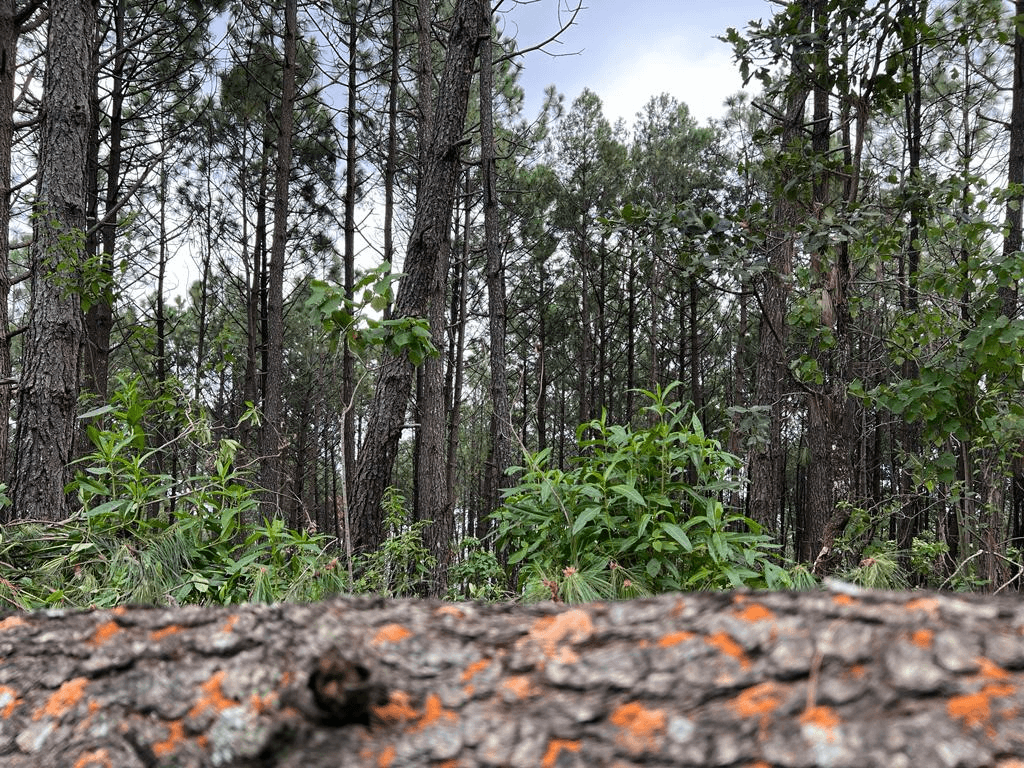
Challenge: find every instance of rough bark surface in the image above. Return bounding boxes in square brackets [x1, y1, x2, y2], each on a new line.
[9, 0, 95, 521]
[1, 589, 1024, 767]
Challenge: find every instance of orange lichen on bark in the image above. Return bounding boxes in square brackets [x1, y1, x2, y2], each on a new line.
[249, 690, 279, 715]
[152, 719, 186, 757]
[73, 748, 113, 768]
[977, 657, 1011, 680]
[434, 605, 465, 619]
[730, 682, 782, 727]
[609, 701, 667, 753]
[910, 629, 933, 649]
[657, 631, 695, 648]
[733, 602, 776, 623]
[414, 692, 457, 731]
[542, 738, 581, 768]
[460, 658, 491, 682]
[525, 609, 594, 665]
[847, 664, 867, 680]
[188, 670, 236, 718]
[831, 594, 857, 606]
[706, 631, 751, 669]
[800, 705, 841, 741]
[903, 597, 940, 616]
[501, 675, 538, 700]
[377, 744, 396, 768]
[88, 620, 120, 647]
[34, 676, 88, 720]
[221, 614, 239, 633]
[372, 690, 419, 723]
[373, 623, 413, 645]
[0, 685, 22, 718]
[0, 616, 26, 632]
[150, 625, 182, 642]
[948, 682, 1017, 736]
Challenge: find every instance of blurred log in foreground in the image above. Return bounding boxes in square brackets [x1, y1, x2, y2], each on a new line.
[0, 589, 1023, 767]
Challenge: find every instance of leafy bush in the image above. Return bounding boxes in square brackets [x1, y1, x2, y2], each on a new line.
[445, 536, 509, 601]
[353, 487, 435, 597]
[492, 383, 792, 602]
[0, 377, 348, 610]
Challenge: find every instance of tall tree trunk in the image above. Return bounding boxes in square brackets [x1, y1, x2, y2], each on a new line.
[0, 0, 24, 483]
[349, 0, 481, 556]
[897, 0, 925, 570]
[411, 0, 451, 593]
[746, 2, 810, 541]
[10, 0, 96, 522]
[82, 0, 124, 411]
[1005, 0, 1024, 556]
[341, 0, 359, 507]
[480, 0, 513, 543]
[260, 0, 297, 521]
[804, 0, 835, 565]
[1002, 0, 1023, 319]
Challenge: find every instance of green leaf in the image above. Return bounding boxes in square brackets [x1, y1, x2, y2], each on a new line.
[660, 522, 693, 552]
[611, 483, 646, 507]
[571, 506, 601, 535]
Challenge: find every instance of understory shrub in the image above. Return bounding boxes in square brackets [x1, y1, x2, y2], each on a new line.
[0, 377, 347, 610]
[493, 383, 793, 601]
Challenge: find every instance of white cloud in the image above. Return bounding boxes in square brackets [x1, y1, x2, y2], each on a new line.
[595, 37, 747, 126]
[510, 1, 767, 128]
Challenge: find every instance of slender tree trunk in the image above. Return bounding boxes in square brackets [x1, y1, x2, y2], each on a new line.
[0, 0, 21, 483]
[1002, 0, 1023, 319]
[1005, 0, 1024, 557]
[897, 0, 925, 566]
[804, 0, 834, 564]
[480, 0, 513, 543]
[341, 0, 359, 506]
[349, 0, 481, 556]
[260, 0, 298, 521]
[82, 0, 124, 411]
[444, 192, 468, 517]
[747, 3, 810, 541]
[10, 0, 96, 522]
[380, 0, 400, 319]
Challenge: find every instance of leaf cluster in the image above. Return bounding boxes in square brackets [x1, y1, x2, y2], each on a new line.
[492, 383, 796, 602]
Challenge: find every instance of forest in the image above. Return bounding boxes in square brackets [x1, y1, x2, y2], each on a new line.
[0, 0, 1021, 607]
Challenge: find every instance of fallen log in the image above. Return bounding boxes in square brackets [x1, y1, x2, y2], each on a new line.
[0, 587, 1023, 767]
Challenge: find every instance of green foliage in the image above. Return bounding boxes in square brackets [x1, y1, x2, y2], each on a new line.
[0, 377, 347, 610]
[493, 383, 793, 602]
[307, 263, 437, 365]
[910, 531, 950, 582]
[444, 537, 509, 601]
[353, 488, 435, 597]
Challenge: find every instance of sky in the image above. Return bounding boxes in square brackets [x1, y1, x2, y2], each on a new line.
[500, 0, 775, 127]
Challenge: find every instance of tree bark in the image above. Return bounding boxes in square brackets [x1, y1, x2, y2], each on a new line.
[341, 0, 360, 509]
[349, 0, 481, 556]
[0, 0, 20, 484]
[480, 0, 513, 539]
[9, 0, 96, 522]
[259, 0, 298, 522]
[2, 589, 1024, 767]
[81, 0, 125, 413]
[746, 3, 810, 540]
